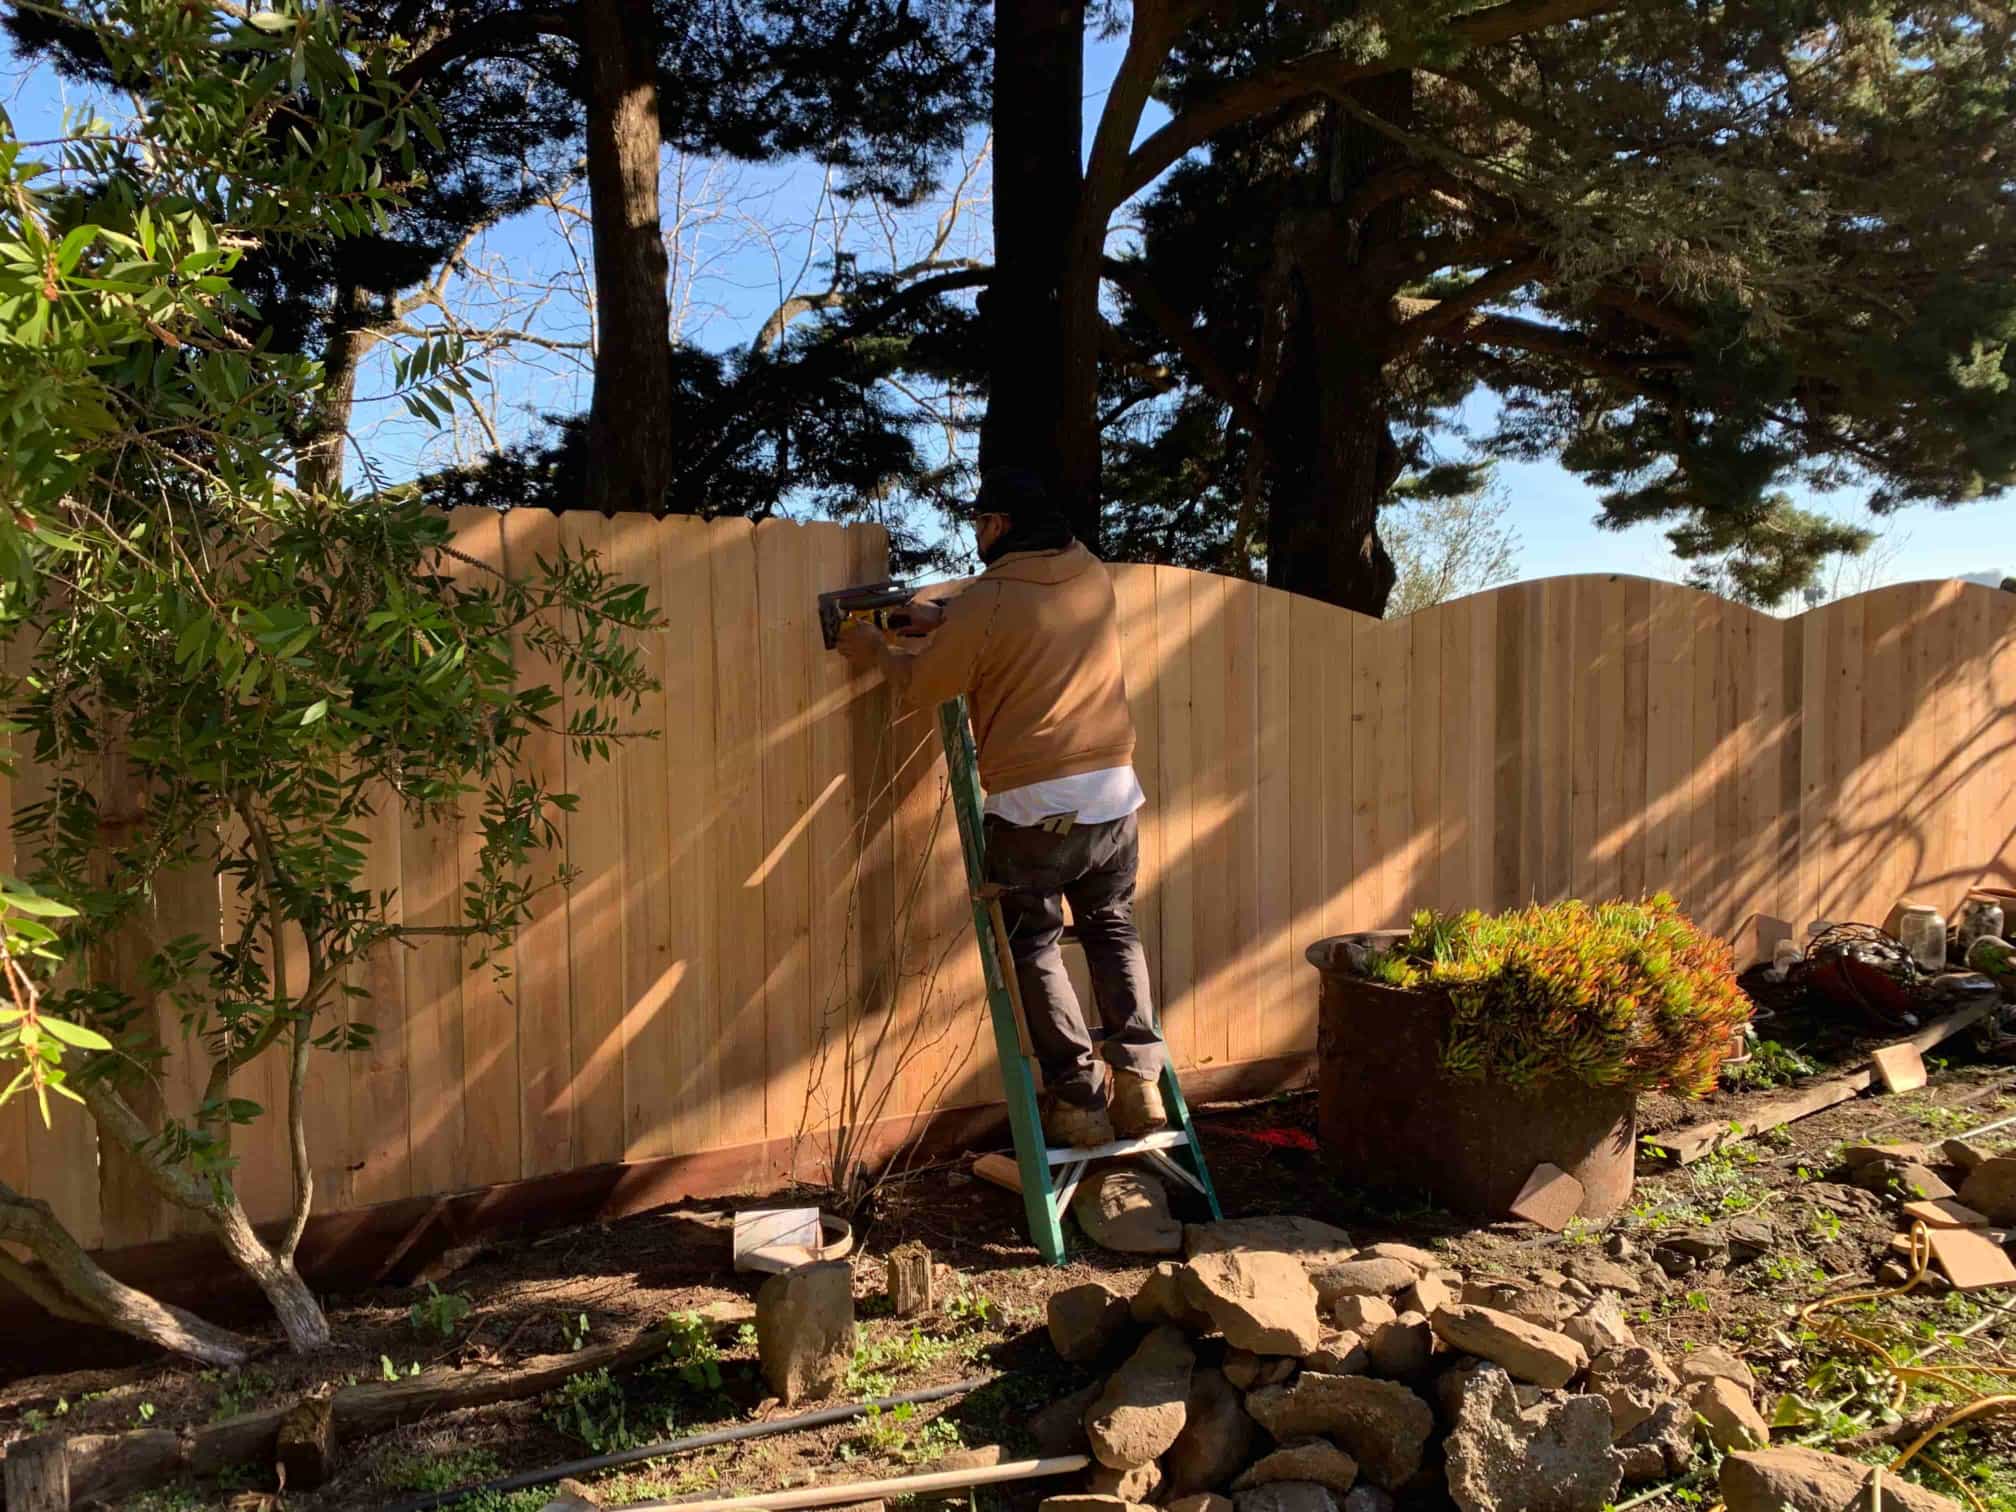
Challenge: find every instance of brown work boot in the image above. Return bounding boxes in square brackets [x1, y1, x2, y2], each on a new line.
[1044, 1097, 1115, 1149]
[1111, 1070, 1168, 1138]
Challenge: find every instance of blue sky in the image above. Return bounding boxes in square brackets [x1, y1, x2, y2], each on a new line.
[5, 24, 2004, 596]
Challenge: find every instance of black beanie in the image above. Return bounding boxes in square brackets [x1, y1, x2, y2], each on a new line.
[973, 468, 1076, 563]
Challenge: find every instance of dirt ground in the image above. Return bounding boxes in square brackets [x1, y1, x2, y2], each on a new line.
[7, 999, 2016, 1512]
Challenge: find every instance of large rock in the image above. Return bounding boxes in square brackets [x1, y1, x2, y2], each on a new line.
[1585, 1345, 1679, 1441]
[1051, 1282, 1135, 1363]
[1135, 1262, 1217, 1331]
[1089, 1326, 1197, 1469]
[1223, 1349, 1297, 1391]
[1183, 1250, 1324, 1356]
[1500, 1288, 1580, 1329]
[1676, 1345, 1755, 1394]
[1941, 1138, 1992, 1173]
[1687, 1378, 1769, 1452]
[1855, 1158, 1955, 1202]
[1366, 1314, 1434, 1379]
[1077, 1170, 1185, 1254]
[756, 1260, 854, 1405]
[1032, 1382, 1104, 1456]
[1188, 1217, 1357, 1270]
[1304, 1331, 1370, 1376]
[1398, 1274, 1454, 1317]
[1353, 1242, 1439, 1273]
[1164, 1368, 1256, 1498]
[1652, 1232, 1730, 1277]
[1233, 1485, 1340, 1512]
[1339, 1491, 1394, 1512]
[1312, 1260, 1418, 1307]
[1959, 1155, 2016, 1223]
[1332, 1295, 1397, 1334]
[1560, 1295, 1635, 1359]
[1233, 1440, 1360, 1494]
[1614, 1398, 1694, 1486]
[1089, 1463, 1165, 1503]
[1561, 1254, 1643, 1296]
[1442, 1363, 1620, 1512]
[1245, 1374, 1434, 1491]
[1430, 1305, 1588, 1389]
[1720, 1447, 1961, 1512]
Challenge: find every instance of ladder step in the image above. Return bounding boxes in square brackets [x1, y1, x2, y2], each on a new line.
[1045, 1129, 1191, 1165]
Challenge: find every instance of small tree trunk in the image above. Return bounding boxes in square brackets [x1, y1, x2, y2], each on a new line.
[0, 1184, 255, 1366]
[581, 0, 673, 516]
[296, 282, 377, 496]
[980, 0, 1092, 540]
[208, 1187, 331, 1352]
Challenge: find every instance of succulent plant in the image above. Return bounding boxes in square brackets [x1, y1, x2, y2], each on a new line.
[1366, 893, 1753, 1097]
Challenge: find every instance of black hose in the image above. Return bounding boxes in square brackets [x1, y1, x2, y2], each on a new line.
[385, 1375, 995, 1512]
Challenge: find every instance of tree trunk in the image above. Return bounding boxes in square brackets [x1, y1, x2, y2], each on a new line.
[0, 1184, 255, 1367]
[210, 1194, 331, 1351]
[296, 282, 377, 496]
[581, 0, 673, 516]
[1262, 84, 1410, 614]
[979, 0, 1093, 541]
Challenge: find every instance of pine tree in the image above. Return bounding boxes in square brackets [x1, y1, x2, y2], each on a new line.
[992, 1, 2016, 610]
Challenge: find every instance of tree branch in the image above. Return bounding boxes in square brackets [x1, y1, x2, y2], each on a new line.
[1102, 258, 1269, 436]
[1389, 256, 1547, 359]
[1114, 0, 1619, 206]
[397, 10, 579, 87]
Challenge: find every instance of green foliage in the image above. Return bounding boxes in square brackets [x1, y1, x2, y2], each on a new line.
[841, 1401, 964, 1464]
[1373, 895, 1752, 1096]
[544, 1367, 639, 1455]
[847, 1323, 968, 1397]
[382, 1446, 503, 1494]
[1723, 1038, 1819, 1092]
[408, 1284, 472, 1341]
[201, 1367, 272, 1423]
[0, 3, 658, 1362]
[541, 1313, 733, 1454]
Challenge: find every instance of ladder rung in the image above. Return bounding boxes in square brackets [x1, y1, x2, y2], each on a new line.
[1045, 1128, 1191, 1165]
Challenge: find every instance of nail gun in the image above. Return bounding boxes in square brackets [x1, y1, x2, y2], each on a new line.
[817, 578, 917, 650]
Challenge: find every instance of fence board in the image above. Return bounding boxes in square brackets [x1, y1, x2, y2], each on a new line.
[7, 529, 2015, 1258]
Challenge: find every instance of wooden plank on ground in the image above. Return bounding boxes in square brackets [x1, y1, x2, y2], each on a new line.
[1660, 1001, 1999, 1163]
[500, 507, 573, 1180]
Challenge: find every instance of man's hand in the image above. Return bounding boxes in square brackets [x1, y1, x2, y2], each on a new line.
[890, 599, 946, 637]
[836, 618, 887, 670]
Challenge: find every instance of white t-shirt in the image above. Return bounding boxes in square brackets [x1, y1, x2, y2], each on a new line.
[984, 764, 1146, 828]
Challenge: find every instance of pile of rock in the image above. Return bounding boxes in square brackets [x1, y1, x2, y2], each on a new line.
[1033, 1217, 1951, 1512]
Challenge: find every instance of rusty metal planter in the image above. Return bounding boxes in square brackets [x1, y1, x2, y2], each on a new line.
[1307, 935, 1637, 1221]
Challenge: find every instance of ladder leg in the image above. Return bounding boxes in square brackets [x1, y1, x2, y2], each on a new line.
[937, 698, 1070, 1264]
[1159, 1061, 1223, 1220]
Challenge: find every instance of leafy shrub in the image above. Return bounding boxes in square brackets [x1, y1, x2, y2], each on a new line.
[409, 1285, 473, 1340]
[1366, 894, 1751, 1096]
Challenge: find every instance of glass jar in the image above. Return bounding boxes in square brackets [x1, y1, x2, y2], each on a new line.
[1957, 895, 2006, 953]
[1896, 904, 1947, 972]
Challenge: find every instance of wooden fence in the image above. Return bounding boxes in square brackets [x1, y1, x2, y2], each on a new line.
[3, 511, 2014, 1257]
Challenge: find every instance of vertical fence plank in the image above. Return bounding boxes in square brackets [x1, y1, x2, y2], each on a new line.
[558, 512, 626, 1169]
[1154, 568, 1198, 1071]
[1112, 566, 1164, 1029]
[614, 515, 676, 1165]
[453, 509, 518, 1191]
[502, 508, 574, 1180]
[1322, 602, 1358, 941]
[1570, 581, 1604, 903]
[1287, 591, 1329, 1053]
[350, 778, 411, 1204]
[1644, 585, 1693, 899]
[1250, 582, 1294, 1060]
[754, 520, 816, 1156]
[708, 519, 767, 1149]
[1189, 572, 1231, 1071]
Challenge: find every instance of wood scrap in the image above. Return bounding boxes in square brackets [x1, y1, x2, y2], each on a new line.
[1925, 1224, 2016, 1291]
[1661, 1002, 1999, 1164]
[56, 1302, 756, 1505]
[1508, 1164, 1584, 1231]
[622, 1453, 1091, 1512]
[973, 1152, 1023, 1194]
[1901, 1198, 1991, 1230]
[2, 1434, 70, 1512]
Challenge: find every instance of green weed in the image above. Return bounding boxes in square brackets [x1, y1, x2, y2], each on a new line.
[383, 1447, 504, 1493]
[1722, 1038, 1818, 1091]
[410, 1283, 474, 1340]
[201, 1368, 273, 1423]
[840, 1402, 964, 1464]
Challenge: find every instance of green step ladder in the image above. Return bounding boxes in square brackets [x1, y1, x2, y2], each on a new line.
[936, 696, 1222, 1265]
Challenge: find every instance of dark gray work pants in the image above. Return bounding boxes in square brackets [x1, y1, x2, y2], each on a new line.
[982, 810, 1166, 1108]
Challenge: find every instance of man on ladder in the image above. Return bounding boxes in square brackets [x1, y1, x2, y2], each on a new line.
[835, 468, 1166, 1149]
